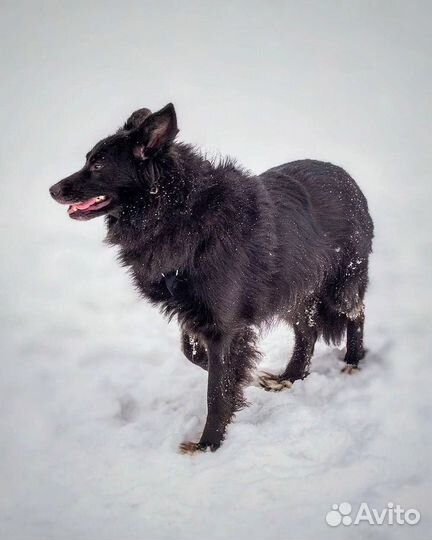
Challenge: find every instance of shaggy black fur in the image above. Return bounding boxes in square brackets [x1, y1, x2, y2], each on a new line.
[50, 104, 374, 453]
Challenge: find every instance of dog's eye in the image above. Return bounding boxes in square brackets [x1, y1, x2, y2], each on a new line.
[92, 162, 104, 171]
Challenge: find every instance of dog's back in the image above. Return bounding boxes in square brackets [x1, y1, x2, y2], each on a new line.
[261, 159, 373, 252]
[259, 159, 374, 343]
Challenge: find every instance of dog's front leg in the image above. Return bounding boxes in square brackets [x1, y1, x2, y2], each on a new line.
[180, 336, 235, 454]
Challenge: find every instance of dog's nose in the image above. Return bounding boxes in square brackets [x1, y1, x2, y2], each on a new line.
[49, 184, 62, 200]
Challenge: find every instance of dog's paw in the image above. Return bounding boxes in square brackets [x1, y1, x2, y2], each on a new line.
[178, 441, 201, 455]
[257, 371, 292, 392]
[178, 441, 219, 455]
[341, 364, 361, 375]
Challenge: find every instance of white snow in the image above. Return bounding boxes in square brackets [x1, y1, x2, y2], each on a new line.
[0, 2, 431, 539]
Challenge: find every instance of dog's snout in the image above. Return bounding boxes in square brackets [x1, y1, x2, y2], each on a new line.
[49, 184, 61, 199]
[49, 170, 84, 203]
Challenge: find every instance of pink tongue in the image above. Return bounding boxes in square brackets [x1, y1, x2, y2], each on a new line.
[74, 197, 100, 210]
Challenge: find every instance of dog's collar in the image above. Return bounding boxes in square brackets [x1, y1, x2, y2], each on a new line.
[138, 159, 160, 195]
[148, 160, 159, 195]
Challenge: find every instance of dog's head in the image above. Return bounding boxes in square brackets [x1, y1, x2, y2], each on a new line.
[49, 103, 178, 220]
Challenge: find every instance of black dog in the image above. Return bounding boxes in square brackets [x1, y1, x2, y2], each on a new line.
[50, 104, 374, 453]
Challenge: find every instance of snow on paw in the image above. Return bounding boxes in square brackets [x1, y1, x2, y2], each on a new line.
[341, 364, 361, 375]
[257, 371, 292, 392]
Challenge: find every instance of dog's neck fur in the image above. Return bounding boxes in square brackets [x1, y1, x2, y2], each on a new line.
[104, 142, 251, 282]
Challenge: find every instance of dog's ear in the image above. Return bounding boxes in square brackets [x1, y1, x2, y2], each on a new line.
[123, 108, 152, 130]
[133, 103, 178, 160]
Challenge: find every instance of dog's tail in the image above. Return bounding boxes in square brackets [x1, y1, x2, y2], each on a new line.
[317, 302, 347, 346]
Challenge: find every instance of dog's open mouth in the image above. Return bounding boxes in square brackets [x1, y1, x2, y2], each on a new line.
[67, 196, 111, 218]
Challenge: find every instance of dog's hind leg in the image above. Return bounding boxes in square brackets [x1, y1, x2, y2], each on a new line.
[334, 262, 368, 374]
[181, 331, 208, 370]
[258, 325, 317, 392]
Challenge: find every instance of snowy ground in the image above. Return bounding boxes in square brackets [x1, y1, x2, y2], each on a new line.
[1, 2, 431, 539]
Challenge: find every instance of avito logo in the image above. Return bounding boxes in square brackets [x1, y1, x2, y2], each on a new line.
[326, 502, 421, 527]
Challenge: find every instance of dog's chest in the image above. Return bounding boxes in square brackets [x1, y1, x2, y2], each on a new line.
[134, 268, 214, 333]
[149, 269, 187, 299]
[136, 265, 192, 306]
[111, 226, 212, 331]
